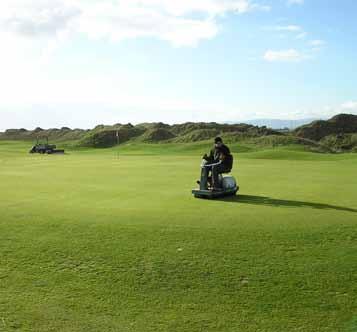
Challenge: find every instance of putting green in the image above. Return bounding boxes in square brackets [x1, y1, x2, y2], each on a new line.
[1, 141, 357, 332]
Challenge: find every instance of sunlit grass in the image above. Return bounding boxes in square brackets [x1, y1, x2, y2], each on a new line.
[1, 141, 357, 331]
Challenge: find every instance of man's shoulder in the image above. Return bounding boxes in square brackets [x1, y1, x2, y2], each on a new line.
[221, 144, 231, 154]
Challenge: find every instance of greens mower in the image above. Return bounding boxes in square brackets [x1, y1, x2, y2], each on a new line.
[192, 160, 239, 199]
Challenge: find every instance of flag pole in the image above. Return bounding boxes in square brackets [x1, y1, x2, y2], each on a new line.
[116, 130, 119, 159]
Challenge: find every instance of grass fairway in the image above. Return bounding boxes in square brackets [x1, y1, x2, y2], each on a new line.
[1, 141, 357, 332]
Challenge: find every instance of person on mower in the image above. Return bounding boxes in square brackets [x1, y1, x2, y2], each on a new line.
[200, 137, 233, 191]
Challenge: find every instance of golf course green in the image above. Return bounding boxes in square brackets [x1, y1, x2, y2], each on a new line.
[1, 140, 357, 332]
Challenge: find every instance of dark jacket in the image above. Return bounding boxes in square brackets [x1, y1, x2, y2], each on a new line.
[206, 144, 233, 170]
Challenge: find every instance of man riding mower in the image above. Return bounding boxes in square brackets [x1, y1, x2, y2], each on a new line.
[192, 137, 239, 199]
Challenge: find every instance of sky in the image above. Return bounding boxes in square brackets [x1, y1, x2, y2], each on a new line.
[0, 0, 357, 130]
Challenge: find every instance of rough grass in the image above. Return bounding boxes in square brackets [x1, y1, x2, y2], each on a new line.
[1, 141, 357, 332]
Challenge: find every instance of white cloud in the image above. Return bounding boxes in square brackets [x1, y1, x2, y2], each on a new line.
[76, 1, 219, 47]
[263, 49, 306, 62]
[0, 0, 268, 47]
[0, 0, 80, 37]
[287, 0, 304, 5]
[266, 24, 309, 41]
[0, 0, 272, 130]
[76, 0, 269, 46]
[296, 32, 307, 39]
[272, 25, 302, 32]
[309, 39, 326, 47]
[341, 101, 357, 110]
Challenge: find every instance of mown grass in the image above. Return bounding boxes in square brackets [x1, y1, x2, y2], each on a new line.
[1, 141, 357, 332]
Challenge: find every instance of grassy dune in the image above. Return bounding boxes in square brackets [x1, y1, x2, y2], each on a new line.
[1, 141, 357, 331]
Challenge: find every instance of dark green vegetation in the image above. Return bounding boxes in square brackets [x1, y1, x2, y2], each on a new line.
[1, 141, 357, 331]
[2, 114, 357, 152]
[294, 114, 357, 152]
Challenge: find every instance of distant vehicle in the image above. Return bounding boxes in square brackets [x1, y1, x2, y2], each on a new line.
[29, 137, 65, 154]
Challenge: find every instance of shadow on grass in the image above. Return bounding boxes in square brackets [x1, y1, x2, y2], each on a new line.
[220, 195, 357, 213]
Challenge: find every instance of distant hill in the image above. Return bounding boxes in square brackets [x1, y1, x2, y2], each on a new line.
[1, 114, 356, 152]
[294, 114, 357, 152]
[243, 118, 318, 130]
[0, 127, 88, 142]
[78, 122, 282, 147]
[295, 114, 357, 140]
[0, 122, 281, 147]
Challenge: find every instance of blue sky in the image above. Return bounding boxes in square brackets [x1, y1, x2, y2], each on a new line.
[0, 0, 356, 130]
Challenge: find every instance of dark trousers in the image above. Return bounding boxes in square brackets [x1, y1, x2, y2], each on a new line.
[200, 163, 231, 190]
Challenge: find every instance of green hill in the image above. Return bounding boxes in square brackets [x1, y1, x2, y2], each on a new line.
[320, 133, 357, 152]
[0, 122, 281, 147]
[295, 113, 357, 141]
[293, 114, 357, 152]
[140, 128, 176, 142]
[1, 114, 356, 152]
[0, 127, 88, 142]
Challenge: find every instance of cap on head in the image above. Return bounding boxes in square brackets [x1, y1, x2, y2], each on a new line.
[214, 137, 223, 144]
